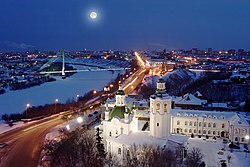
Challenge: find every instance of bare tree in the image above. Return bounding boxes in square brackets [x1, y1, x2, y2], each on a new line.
[185, 147, 204, 167]
[51, 128, 102, 167]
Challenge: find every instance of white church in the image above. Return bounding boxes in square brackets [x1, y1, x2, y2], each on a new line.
[102, 78, 250, 158]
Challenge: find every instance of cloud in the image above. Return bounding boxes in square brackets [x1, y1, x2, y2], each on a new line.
[4, 41, 34, 49]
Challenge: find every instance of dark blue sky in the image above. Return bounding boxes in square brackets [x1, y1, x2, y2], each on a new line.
[1, 0, 250, 51]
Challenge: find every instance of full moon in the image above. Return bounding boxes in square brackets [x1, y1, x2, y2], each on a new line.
[90, 12, 97, 19]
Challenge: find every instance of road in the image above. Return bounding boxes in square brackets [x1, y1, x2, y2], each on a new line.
[0, 115, 64, 167]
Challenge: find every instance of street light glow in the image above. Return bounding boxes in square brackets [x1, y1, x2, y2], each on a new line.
[246, 135, 250, 140]
[26, 103, 30, 108]
[66, 124, 70, 130]
[77, 117, 83, 123]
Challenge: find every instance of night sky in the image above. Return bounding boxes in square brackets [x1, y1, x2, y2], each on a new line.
[1, 0, 250, 51]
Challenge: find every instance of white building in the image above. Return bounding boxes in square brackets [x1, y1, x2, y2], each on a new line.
[102, 78, 250, 158]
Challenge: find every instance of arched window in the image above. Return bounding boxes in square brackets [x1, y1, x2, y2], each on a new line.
[118, 148, 121, 154]
[213, 131, 216, 135]
[222, 124, 225, 128]
[185, 121, 188, 125]
[109, 132, 112, 136]
[208, 123, 211, 127]
[199, 130, 201, 134]
[235, 129, 238, 134]
[203, 130, 206, 134]
[199, 122, 202, 127]
[208, 130, 211, 134]
[184, 129, 187, 132]
[189, 121, 193, 126]
[189, 129, 192, 133]
[177, 120, 180, 125]
[194, 122, 197, 126]
[194, 129, 197, 133]
[156, 103, 160, 110]
[213, 123, 216, 128]
[164, 103, 167, 112]
[204, 122, 207, 127]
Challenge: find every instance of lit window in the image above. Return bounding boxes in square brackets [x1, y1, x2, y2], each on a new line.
[156, 103, 160, 110]
[164, 103, 167, 112]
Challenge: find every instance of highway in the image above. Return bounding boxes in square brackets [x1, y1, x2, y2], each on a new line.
[0, 115, 64, 167]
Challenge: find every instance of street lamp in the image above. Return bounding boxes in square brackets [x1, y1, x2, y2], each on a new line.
[76, 94, 80, 102]
[245, 135, 249, 158]
[93, 90, 97, 95]
[26, 103, 30, 118]
[55, 98, 58, 112]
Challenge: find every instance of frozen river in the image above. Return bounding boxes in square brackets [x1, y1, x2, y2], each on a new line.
[0, 71, 120, 118]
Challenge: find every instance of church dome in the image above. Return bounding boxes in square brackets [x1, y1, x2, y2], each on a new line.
[110, 106, 130, 119]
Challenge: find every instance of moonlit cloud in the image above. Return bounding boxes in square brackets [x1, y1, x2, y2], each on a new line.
[4, 41, 35, 50]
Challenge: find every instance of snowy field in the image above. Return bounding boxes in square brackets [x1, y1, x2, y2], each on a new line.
[188, 137, 250, 167]
[0, 70, 121, 119]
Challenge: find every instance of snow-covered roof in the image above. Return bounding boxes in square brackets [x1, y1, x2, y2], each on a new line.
[209, 103, 229, 109]
[106, 131, 167, 147]
[172, 109, 236, 120]
[230, 114, 249, 126]
[174, 93, 207, 106]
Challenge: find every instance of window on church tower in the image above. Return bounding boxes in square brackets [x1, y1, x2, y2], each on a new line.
[164, 103, 167, 112]
[118, 148, 121, 154]
[156, 103, 160, 110]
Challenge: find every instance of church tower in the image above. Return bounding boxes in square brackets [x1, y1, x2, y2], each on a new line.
[115, 84, 126, 106]
[150, 77, 172, 138]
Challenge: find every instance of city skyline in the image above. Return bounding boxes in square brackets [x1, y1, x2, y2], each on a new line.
[1, 0, 250, 51]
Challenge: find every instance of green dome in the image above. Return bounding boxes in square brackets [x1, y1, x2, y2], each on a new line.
[110, 106, 130, 119]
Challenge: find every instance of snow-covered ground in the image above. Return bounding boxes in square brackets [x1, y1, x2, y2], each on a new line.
[0, 70, 122, 119]
[188, 137, 250, 167]
[0, 121, 28, 134]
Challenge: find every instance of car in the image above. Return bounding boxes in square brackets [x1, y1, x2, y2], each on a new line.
[0, 143, 7, 148]
[88, 114, 93, 117]
[93, 111, 99, 115]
